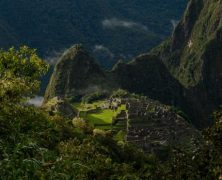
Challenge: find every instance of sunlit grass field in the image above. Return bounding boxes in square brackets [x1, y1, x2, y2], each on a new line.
[73, 101, 126, 130]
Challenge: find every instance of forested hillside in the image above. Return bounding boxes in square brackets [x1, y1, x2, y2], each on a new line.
[1, 46, 222, 179]
[1, 0, 222, 179]
[0, 0, 186, 68]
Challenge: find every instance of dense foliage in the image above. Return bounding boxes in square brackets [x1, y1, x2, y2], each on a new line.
[0, 47, 158, 179]
[0, 46, 48, 104]
[1, 47, 222, 179]
[0, 106, 158, 179]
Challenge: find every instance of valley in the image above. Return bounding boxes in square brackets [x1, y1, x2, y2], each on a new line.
[1, 0, 222, 179]
[0, 0, 187, 68]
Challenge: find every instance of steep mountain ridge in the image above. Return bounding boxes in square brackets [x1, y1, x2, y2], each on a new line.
[44, 45, 115, 102]
[0, 0, 186, 68]
[111, 54, 185, 106]
[166, 0, 222, 87]
[160, 0, 222, 126]
[113, 0, 222, 127]
[45, 0, 222, 127]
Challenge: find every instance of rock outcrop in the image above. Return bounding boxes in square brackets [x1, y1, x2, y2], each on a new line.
[42, 97, 77, 118]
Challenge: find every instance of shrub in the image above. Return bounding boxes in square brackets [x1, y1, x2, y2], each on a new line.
[72, 117, 87, 129]
[93, 129, 106, 137]
[110, 89, 128, 98]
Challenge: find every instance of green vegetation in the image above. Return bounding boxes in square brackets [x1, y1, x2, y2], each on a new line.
[110, 89, 129, 98]
[114, 130, 126, 142]
[0, 46, 48, 104]
[1, 0, 222, 178]
[1, 46, 222, 179]
[86, 109, 114, 124]
[44, 45, 108, 102]
[74, 101, 126, 130]
[157, 109, 222, 179]
[82, 91, 108, 103]
[73, 101, 105, 112]
[0, 46, 158, 179]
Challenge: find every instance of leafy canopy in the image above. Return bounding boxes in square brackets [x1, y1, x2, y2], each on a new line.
[0, 46, 48, 104]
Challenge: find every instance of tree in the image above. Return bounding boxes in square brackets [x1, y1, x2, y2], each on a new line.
[0, 46, 48, 105]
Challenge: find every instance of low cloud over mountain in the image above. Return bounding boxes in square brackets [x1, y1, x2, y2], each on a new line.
[93, 45, 114, 59]
[28, 96, 44, 107]
[102, 18, 148, 31]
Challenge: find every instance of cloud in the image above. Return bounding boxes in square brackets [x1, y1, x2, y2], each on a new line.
[102, 18, 148, 31]
[93, 45, 114, 59]
[28, 96, 44, 107]
[45, 49, 65, 65]
[171, 19, 179, 29]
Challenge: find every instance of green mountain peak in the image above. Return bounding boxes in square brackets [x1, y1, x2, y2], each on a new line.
[44, 44, 106, 102]
[45, 0, 222, 128]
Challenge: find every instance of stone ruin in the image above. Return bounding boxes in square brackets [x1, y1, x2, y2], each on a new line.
[76, 96, 202, 154]
[124, 98, 203, 153]
[112, 110, 127, 125]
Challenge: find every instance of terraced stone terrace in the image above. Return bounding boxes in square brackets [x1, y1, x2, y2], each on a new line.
[73, 97, 202, 153]
[125, 98, 203, 153]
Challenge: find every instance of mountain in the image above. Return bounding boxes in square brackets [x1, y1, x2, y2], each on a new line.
[156, 0, 222, 127]
[45, 45, 184, 105]
[113, 0, 222, 127]
[45, 0, 222, 128]
[0, 0, 186, 68]
[44, 44, 112, 101]
[2, 1, 222, 179]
